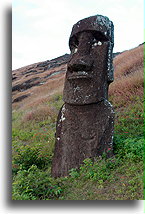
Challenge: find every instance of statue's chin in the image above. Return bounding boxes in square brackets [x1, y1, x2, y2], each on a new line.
[67, 71, 92, 80]
[64, 95, 105, 105]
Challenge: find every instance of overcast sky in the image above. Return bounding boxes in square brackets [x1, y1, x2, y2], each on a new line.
[12, 0, 144, 70]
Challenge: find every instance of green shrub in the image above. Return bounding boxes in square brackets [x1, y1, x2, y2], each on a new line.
[12, 143, 53, 175]
[12, 128, 34, 141]
[12, 91, 144, 200]
[114, 101, 143, 138]
[113, 136, 144, 161]
[69, 157, 114, 183]
[12, 165, 64, 200]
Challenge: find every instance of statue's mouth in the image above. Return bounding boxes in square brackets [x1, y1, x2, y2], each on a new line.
[67, 71, 92, 80]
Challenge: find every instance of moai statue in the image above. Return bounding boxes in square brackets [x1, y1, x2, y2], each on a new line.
[51, 15, 114, 177]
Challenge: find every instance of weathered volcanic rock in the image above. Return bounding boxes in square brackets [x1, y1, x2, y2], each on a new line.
[52, 15, 115, 178]
[12, 94, 31, 103]
[12, 77, 41, 92]
[51, 100, 114, 177]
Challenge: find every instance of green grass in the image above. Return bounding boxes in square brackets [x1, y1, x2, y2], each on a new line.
[12, 93, 144, 200]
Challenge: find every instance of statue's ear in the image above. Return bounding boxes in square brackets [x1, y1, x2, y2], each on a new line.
[107, 42, 114, 83]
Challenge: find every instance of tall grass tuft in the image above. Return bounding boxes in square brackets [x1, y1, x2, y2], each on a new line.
[22, 105, 57, 123]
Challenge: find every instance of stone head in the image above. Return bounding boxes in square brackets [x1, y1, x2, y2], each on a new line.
[63, 15, 114, 105]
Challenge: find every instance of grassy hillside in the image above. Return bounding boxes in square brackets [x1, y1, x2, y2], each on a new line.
[12, 44, 144, 200]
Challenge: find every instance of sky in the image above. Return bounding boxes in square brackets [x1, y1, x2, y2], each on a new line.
[12, 0, 144, 70]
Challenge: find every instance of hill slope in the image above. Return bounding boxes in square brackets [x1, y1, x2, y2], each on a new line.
[12, 45, 143, 111]
[12, 44, 144, 200]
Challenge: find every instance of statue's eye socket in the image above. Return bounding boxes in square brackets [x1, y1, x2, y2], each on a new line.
[91, 31, 108, 47]
[69, 35, 79, 53]
[73, 48, 78, 53]
[70, 46, 78, 54]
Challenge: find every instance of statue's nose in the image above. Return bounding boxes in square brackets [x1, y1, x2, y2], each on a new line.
[68, 57, 93, 72]
[68, 31, 94, 72]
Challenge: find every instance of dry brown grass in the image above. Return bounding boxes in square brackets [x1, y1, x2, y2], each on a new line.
[13, 74, 65, 111]
[109, 45, 144, 107]
[17, 73, 65, 125]
[13, 44, 144, 118]
[22, 105, 57, 123]
[23, 77, 64, 109]
[12, 62, 66, 111]
[109, 68, 143, 105]
[113, 45, 143, 79]
[13, 64, 66, 86]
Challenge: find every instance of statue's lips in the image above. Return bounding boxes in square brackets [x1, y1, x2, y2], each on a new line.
[67, 71, 92, 79]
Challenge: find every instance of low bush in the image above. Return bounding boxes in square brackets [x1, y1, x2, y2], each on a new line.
[12, 90, 144, 200]
[12, 144, 51, 175]
[12, 130, 55, 175]
[113, 136, 144, 162]
[12, 165, 64, 200]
